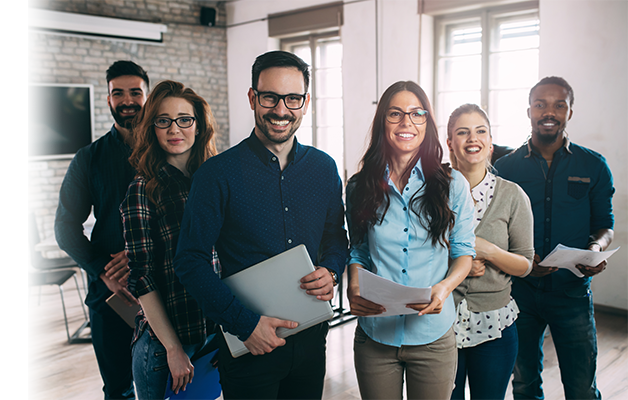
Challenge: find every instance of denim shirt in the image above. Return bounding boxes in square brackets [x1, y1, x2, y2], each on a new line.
[347, 160, 476, 346]
[494, 139, 614, 290]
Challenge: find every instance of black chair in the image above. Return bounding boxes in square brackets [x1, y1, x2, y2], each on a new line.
[29, 269, 91, 343]
[28, 212, 87, 295]
[29, 214, 91, 343]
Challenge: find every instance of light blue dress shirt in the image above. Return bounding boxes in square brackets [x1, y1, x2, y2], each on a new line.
[347, 160, 476, 346]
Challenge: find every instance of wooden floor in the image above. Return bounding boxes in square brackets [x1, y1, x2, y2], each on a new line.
[29, 280, 627, 400]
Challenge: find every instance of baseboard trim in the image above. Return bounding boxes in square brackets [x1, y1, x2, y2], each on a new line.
[594, 303, 628, 317]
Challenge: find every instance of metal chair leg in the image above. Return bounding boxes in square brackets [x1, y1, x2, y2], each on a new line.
[72, 274, 88, 320]
[58, 284, 71, 342]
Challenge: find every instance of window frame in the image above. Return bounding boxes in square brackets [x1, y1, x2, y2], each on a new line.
[433, 2, 539, 145]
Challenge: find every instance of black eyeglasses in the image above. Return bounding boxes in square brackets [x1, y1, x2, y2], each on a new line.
[253, 90, 307, 110]
[385, 109, 429, 125]
[154, 116, 196, 129]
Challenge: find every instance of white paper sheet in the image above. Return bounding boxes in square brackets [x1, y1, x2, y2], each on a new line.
[538, 244, 620, 277]
[358, 268, 432, 317]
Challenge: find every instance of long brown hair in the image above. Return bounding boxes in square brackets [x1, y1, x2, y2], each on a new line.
[130, 80, 217, 204]
[349, 81, 455, 248]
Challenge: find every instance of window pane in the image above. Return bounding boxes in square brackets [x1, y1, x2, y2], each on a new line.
[316, 126, 344, 176]
[292, 44, 311, 65]
[436, 91, 481, 127]
[316, 41, 342, 68]
[438, 55, 482, 91]
[316, 68, 343, 98]
[445, 24, 482, 56]
[316, 98, 344, 128]
[298, 110, 313, 146]
[489, 49, 539, 89]
[489, 89, 530, 148]
[493, 18, 539, 51]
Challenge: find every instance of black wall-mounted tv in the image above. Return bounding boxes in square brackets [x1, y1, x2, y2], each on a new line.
[29, 83, 95, 159]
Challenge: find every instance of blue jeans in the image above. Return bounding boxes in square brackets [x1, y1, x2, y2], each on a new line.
[451, 323, 518, 400]
[511, 278, 600, 400]
[132, 329, 205, 400]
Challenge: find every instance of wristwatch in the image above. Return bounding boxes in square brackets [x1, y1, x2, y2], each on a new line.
[326, 268, 338, 287]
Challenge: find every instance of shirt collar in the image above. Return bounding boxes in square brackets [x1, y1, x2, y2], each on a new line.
[110, 124, 132, 152]
[524, 135, 572, 158]
[246, 129, 301, 166]
[471, 170, 495, 203]
[385, 158, 425, 183]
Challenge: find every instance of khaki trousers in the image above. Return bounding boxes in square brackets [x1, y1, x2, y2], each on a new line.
[354, 325, 457, 400]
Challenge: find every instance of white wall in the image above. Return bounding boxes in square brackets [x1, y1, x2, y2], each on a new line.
[539, 0, 628, 310]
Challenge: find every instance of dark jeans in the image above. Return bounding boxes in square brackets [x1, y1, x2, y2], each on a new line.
[218, 322, 329, 399]
[451, 323, 518, 400]
[89, 305, 135, 399]
[511, 279, 600, 400]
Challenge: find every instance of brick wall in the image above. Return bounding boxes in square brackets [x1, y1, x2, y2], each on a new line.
[29, 0, 230, 247]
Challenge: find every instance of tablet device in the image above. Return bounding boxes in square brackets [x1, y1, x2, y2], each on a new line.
[220, 245, 334, 358]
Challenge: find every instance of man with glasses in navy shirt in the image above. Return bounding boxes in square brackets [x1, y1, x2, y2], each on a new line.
[494, 76, 614, 400]
[174, 51, 348, 399]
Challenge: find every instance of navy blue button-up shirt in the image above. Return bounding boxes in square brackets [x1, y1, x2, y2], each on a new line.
[55, 125, 136, 310]
[494, 139, 614, 290]
[174, 131, 348, 341]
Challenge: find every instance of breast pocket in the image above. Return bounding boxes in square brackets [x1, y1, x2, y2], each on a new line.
[567, 179, 589, 200]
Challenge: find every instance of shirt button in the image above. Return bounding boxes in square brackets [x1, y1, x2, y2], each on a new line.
[281, 176, 284, 180]
[405, 187, 409, 191]
[403, 207, 407, 211]
[548, 179, 552, 183]
[404, 228, 408, 232]
[287, 239, 292, 244]
[285, 207, 289, 211]
[403, 248, 407, 252]
[546, 197, 551, 201]
[272, 156, 277, 162]
[402, 269, 407, 273]
[546, 218, 550, 222]
[545, 238, 550, 242]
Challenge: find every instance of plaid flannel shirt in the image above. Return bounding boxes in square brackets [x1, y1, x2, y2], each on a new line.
[121, 163, 220, 346]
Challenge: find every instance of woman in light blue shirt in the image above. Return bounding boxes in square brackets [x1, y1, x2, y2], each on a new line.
[346, 81, 475, 399]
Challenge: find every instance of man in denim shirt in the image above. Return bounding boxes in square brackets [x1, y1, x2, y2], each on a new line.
[494, 76, 614, 400]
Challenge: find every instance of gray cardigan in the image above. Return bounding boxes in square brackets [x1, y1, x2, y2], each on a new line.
[453, 176, 534, 312]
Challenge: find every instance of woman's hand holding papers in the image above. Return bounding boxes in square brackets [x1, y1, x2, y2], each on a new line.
[244, 316, 298, 356]
[346, 264, 386, 316]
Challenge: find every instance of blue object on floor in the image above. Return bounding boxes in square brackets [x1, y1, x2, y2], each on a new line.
[164, 349, 221, 399]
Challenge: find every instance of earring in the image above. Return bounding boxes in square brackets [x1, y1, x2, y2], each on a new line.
[196, 130, 199, 135]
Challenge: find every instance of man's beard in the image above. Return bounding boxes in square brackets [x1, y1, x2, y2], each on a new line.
[533, 118, 565, 145]
[255, 112, 300, 144]
[109, 104, 141, 129]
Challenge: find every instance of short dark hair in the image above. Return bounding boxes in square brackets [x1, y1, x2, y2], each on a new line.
[106, 60, 150, 90]
[251, 51, 310, 92]
[529, 76, 574, 107]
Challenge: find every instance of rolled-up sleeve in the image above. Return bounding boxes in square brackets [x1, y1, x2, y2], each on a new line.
[448, 171, 476, 260]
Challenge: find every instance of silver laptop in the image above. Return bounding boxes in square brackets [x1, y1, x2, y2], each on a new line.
[220, 245, 334, 358]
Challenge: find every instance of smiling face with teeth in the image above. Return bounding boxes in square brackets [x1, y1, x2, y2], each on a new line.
[107, 75, 148, 132]
[384, 91, 427, 162]
[248, 66, 310, 147]
[528, 83, 573, 146]
[447, 112, 492, 171]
